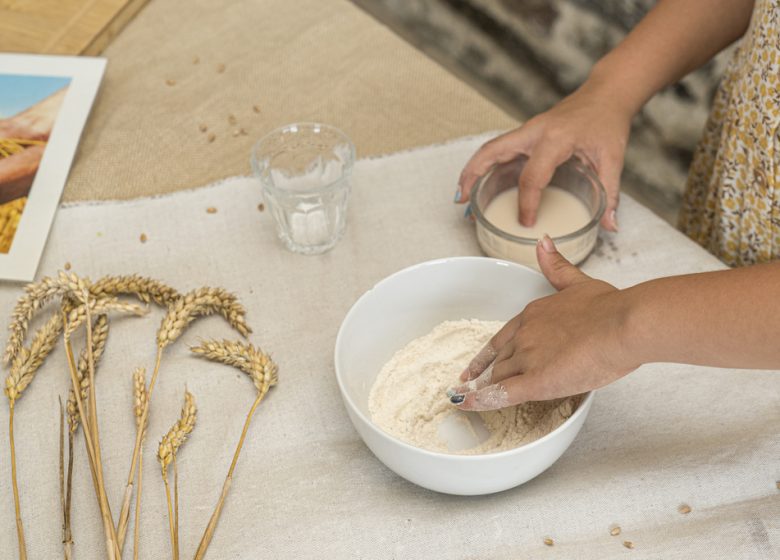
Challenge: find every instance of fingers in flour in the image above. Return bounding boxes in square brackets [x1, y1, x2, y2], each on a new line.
[459, 341, 497, 382]
[448, 363, 495, 396]
[453, 373, 538, 411]
[452, 382, 511, 411]
[459, 316, 522, 382]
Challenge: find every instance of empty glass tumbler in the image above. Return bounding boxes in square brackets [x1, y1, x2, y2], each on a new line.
[251, 123, 355, 255]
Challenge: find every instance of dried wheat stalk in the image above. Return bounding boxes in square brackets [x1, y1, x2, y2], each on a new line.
[157, 391, 196, 560]
[82, 296, 117, 558]
[62, 299, 137, 560]
[4, 311, 64, 560]
[131, 367, 147, 560]
[60, 314, 108, 560]
[191, 340, 277, 560]
[66, 314, 109, 433]
[58, 398, 73, 560]
[117, 287, 250, 549]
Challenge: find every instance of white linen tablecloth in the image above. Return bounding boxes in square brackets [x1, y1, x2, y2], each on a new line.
[1, 135, 777, 559]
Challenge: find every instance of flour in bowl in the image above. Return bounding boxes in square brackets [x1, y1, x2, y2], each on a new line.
[368, 319, 581, 454]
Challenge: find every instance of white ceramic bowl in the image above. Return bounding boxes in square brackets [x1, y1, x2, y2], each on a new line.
[334, 257, 594, 495]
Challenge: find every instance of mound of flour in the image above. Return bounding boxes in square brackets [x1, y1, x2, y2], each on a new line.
[368, 319, 581, 455]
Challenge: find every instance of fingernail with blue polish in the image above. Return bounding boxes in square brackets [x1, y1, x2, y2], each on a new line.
[463, 205, 472, 219]
[446, 388, 457, 398]
[454, 189, 462, 203]
[450, 394, 465, 405]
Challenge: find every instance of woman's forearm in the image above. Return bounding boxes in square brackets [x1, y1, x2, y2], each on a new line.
[582, 0, 754, 116]
[623, 262, 780, 369]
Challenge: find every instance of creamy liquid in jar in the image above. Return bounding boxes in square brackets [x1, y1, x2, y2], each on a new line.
[477, 186, 596, 268]
[483, 186, 591, 237]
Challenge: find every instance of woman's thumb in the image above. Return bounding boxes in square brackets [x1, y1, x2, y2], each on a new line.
[536, 235, 589, 291]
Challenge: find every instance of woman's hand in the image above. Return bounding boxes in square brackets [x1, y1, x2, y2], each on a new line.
[449, 236, 639, 410]
[455, 80, 632, 232]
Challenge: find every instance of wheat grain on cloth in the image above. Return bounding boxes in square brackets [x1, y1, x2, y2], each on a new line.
[0, 135, 777, 559]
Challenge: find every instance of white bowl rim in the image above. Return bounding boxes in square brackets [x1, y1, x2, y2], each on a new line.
[334, 255, 595, 461]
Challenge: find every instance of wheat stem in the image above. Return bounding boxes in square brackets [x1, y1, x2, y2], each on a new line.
[58, 398, 73, 560]
[133, 449, 143, 560]
[65, 336, 101, 516]
[131, 366, 147, 560]
[163, 474, 176, 560]
[194, 390, 265, 560]
[83, 295, 120, 559]
[117, 346, 162, 550]
[65, 429, 74, 559]
[84, 299, 101, 473]
[63, 325, 120, 560]
[9, 401, 27, 560]
[158, 391, 195, 560]
[174, 452, 180, 560]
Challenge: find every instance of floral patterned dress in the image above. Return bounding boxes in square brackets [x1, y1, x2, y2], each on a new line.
[679, 0, 780, 267]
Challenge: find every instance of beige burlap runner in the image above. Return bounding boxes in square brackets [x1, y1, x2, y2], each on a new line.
[62, 0, 516, 202]
[2, 134, 777, 559]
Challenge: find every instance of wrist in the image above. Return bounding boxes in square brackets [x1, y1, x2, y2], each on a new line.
[581, 58, 648, 119]
[614, 282, 659, 367]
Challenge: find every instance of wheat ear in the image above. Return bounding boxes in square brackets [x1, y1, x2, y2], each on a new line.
[158, 391, 196, 560]
[117, 286, 250, 549]
[4, 271, 89, 365]
[5, 311, 62, 402]
[89, 274, 181, 307]
[63, 297, 146, 339]
[191, 340, 277, 559]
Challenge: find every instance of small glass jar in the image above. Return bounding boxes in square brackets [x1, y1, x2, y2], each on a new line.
[471, 155, 606, 269]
